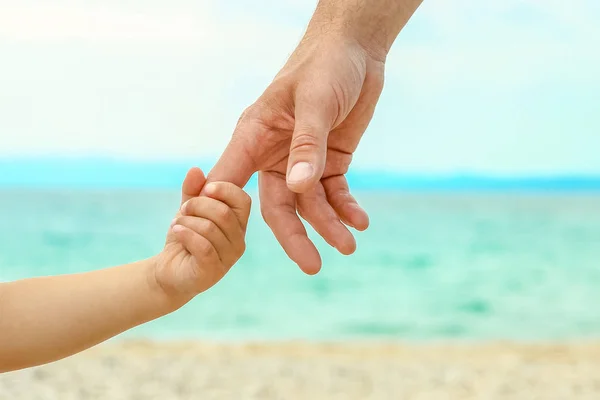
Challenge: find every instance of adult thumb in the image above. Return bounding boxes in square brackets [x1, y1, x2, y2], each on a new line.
[286, 89, 335, 193]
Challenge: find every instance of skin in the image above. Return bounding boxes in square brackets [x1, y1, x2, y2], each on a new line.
[0, 0, 424, 373]
[0, 168, 251, 373]
[207, 0, 424, 274]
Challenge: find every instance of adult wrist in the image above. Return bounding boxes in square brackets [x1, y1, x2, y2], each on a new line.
[304, 0, 423, 62]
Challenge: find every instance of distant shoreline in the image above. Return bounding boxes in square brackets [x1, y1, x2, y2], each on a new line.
[1, 158, 600, 191]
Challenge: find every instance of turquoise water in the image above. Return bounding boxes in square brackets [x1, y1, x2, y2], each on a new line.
[1, 190, 599, 341]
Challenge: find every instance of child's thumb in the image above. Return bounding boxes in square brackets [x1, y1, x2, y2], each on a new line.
[180, 167, 206, 205]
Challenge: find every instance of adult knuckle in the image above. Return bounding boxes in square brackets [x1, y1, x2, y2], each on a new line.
[236, 106, 251, 126]
[330, 188, 350, 207]
[290, 132, 320, 153]
[324, 152, 352, 176]
[296, 204, 307, 220]
[260, 204, 274, 222]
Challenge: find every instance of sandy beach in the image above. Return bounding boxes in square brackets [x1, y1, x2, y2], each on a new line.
[2, 341, 600, 399]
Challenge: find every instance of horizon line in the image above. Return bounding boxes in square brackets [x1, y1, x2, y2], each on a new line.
[0, 157, 599, 190]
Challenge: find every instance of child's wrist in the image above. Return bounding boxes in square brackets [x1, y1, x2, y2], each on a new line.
[144, 257, 193, 314]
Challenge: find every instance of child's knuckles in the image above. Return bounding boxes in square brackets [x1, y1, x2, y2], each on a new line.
[241, 192, 252, 213]
[195, 218, 216, 237]
[204, 183, 219, 197]
[187, 235, 210, 256]
[216, 182, 249, 205]
[213, 181, 231, 193]
[209, 250, 225, 274]
[218, 258, 230, 275]
[227, 236, 246, 260]
[181, 197, 200, 215]
[172, 216, 182, 227]
[174, 216, 193, 231]
[203, 240, 217, 256]
[207, 182, 229, 198]
[237, 240, 247, 257]
[178, 228, 196, 247]
[217, 181, 237, 192]
[215, 203, 234, 222]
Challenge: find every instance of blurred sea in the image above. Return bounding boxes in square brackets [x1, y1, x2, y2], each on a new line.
[1, 189, 599, 342]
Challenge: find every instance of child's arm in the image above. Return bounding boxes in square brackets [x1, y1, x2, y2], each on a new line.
[0, 168, 251, 373]
[0, 259, 174, 372]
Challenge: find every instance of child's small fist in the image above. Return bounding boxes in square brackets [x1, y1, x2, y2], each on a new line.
[155, 168, 251, 300]
[175, 181, 251, 268]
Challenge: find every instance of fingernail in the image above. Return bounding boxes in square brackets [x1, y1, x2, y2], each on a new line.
[172, 224, 185, 233]
[204, 183, 216, 195]
[180, 201, 188, 214]
[170, 218, 177, 228]
[288, 162, 314, 184]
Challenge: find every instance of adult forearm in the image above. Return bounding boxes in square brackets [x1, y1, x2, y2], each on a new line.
[0, 259, 176, 372]
[306, 0, 423, 60]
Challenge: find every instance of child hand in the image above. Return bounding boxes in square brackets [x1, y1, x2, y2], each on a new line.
[154, 167, 251, 301]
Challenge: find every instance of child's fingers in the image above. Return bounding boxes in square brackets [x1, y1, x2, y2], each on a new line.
[171, 224, 222, 270]
[203, 182, 252, 230]
[180, 167, 206, 206]
[173, 216, 240, 266]
[180, 197, 245, 248]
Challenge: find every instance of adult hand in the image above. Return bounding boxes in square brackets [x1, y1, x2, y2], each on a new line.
[207, 0, 423, 274]
[208, 37, 382, 275]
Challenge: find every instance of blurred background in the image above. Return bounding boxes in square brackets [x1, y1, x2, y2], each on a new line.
[1, 0, 600, 343]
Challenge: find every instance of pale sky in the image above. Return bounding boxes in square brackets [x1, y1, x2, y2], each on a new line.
[1, 0, 599, 174]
